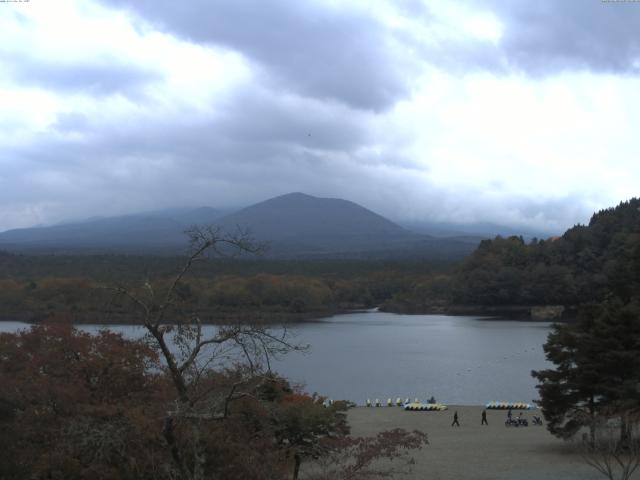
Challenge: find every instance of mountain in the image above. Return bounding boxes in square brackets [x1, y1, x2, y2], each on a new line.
[218, 192, 405, 242]
[213, 193, 480, 258]
[0, 193, 480, 259]
[0, 207, 229, 254]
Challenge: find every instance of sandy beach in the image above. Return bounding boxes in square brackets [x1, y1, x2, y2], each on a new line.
[345, 406, 609, 480]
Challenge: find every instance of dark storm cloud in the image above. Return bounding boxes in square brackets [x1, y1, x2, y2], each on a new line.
[477, 0, 640, 75]
[100, 0, 412, 111]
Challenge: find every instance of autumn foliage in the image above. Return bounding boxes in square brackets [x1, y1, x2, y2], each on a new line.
[0, 324, 427, 480]
[0, 323, 166, 479]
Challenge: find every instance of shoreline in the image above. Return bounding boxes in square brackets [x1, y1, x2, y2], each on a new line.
[0, 307, 352, 326]
[380, 303, 577, 322]
[0, 306, 567, 326]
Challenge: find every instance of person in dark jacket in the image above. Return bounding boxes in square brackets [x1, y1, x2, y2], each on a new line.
[451, 410, 460, 427]
[481, 409, 488, 425]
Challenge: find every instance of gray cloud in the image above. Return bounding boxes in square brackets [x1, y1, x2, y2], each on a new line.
[21, 62, 158, 96]
[476, 0, 640, 75]
[214, 87, 371, 153]
[0, 8, 159, 97]
[5, 53, 160, 96]
[0, 83, 378, 229]
[100, 0, 413, 111]
[1, 0, 636, 234]
[92, 0, 640, 99]
[0, 95, 595, 236]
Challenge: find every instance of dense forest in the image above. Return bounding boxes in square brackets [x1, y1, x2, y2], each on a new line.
[455, 198, 640, 304]
[383, 198, 640, 317]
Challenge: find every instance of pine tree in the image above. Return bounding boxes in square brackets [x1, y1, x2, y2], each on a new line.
[532, 299, 640, 443]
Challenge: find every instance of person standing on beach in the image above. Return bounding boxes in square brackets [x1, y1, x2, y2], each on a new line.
[481, 409, 488, 425]
[451, 411, 460, 427]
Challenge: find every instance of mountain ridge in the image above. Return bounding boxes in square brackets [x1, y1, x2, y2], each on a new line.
[0, 193, 480, 259]
[217, 192, 410, 241]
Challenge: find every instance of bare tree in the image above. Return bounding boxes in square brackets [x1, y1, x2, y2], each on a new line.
[108, 226, 305, 480]
[306, 429, 428, 480]
[577, 411, 640, 480]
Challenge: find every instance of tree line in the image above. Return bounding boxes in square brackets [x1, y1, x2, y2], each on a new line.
[0, 253, 451, 323]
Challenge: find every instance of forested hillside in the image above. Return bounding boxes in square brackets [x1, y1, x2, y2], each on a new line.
[0, 254, 450, 323]
[382, 198, 640, 315]
[454, 198, 640, 305]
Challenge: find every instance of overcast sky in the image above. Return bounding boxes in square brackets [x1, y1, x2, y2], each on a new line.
[1, 0, 639, 234]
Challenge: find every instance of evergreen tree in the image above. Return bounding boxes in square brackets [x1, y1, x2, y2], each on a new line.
[532, 299, 640, 443]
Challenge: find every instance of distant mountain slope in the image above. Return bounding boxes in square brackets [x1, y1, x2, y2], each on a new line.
[218, 192, 407, 240]
[0, 207, 228, 253]
[213, 193, 479, 259]
[0, 193, 480, 259]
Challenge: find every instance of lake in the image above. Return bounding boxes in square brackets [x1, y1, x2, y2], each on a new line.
[0, 311, 553, 405]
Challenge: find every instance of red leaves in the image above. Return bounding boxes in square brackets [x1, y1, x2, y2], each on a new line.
[0, 324, 166, 479]
[0, 327, 429, 479]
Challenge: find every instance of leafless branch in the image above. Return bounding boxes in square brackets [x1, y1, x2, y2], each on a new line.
[577, 412, 640, 480]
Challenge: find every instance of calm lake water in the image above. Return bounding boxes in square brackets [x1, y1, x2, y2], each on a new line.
[0, 311, 553, 405]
